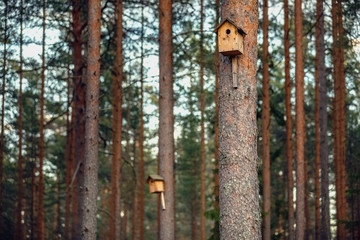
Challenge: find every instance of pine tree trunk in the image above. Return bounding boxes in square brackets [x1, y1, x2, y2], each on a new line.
[314, 0, 321, 236]
[80, 0, 101, 238]
[316, 0, 331, 238]
[53, 169, 60, 240]
[199, 0, 206, 239]
[284, 0, 294, 238]
[304, 157, 310, 239]
[30, 158, 36, 240]
[218, 1, 260, 239]
[109, 0, 123, 239]
[65, 25, 73, 240]
[0, 0, 8, 234]
[158, 0, 175, 239]
[37, 0, 46, 238]
[331, 1, 348, 239]
[261, 0, 271, 239]
[295, 0, 306, 238]
[72, 0, 85, 238]
[139, 4, 145, 239]
[214, 0, 220, 237]
[15, 1, 24, 238]
[132, 135, 139, 240]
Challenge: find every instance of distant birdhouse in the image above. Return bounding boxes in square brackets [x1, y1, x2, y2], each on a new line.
[214, 18, 246, 56]
[147, 175, 166, 210]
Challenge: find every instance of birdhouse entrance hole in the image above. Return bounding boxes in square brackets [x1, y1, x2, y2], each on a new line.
[226, 29, 231, 34]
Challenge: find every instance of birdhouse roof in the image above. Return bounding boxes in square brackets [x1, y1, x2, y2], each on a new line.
[147, 175, 164, 183]
[214, 18, 247, 36]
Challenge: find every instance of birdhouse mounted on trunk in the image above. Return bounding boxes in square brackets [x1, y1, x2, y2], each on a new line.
[147, 175, 166, 210]
[147, 175, 164, 193]
[214, 18, 246, 88]
[214, 18, 246, 56]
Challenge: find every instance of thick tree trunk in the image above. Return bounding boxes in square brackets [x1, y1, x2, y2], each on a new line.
[304, 157, 310, 239]
[284, 0, 294, 239]
[218, 1, 260, 239]
[0, 0, 8, 234]
[139, 4, 145, 240]
[199, 0, 206, 239]
[37, 1, 46, 238]
[261, 0, 271, 239]
[158, 0, 175, 239]
[316, 0, 331, 238]
[79, 0, 101, 238]
[109, 0, 123, 239]
[295, 0, 306, 238]
[16, 1, 24, 238]
[331, 1, 348, 239]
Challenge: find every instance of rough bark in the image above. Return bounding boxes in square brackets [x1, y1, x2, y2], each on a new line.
[261, 0, 271, 239]
[79, 0, 101, 238]
[15, 1, 24, 238]
[0, 0, 8, 233]
[199, 0, 206, 239]
[218, 1, 260, 239]
[139, 4, 145, 240]
[295, 0, 306, 238]
[284, 0, 294, 238]
[37, 0, 46, 238]
[109, 0, 123, 239]
[158, 0, 175, 239]
[316, 0, 331, 238]
[331, 1, 348, 239]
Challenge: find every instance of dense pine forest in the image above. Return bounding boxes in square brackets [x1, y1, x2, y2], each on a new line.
[0, 0, 359, 239]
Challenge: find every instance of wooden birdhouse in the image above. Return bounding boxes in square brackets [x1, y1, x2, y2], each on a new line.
[214, 18, 246, 56]
[147, 175, 164, 193]
[214, 18, 246, 88]
[147, 175, 166, 210]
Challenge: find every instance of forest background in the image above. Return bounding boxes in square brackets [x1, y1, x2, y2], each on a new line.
[0, 0, 360, 239]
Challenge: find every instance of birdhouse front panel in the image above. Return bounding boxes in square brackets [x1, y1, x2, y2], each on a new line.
[218, 21, 244, 56]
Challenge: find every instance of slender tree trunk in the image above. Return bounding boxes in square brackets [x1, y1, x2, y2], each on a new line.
[295, 0, 306, 238]
[314, 1, 321, 238]
[284, 0, 294, 239]
[218, 1, 260, 239]
[31, 159, 36, 240]
[214, 0, 220, 237]
[139, 4, 145, 240]
[37, 0, 46, 238]
[158, 0, 175, 239]
[199, 0, 206, 239]
[65, 21, 73, 240]
[304, 157, 310, 239]
[53, 169, 60, 240]
[79, 0, 101, 238]
[15, 1, 24, 238]
[331, 1, 348, 239]
[72, 0, 85, 238]
[261, 0, 271, 239]
[0, 0, 8, 233]
[109, 0, 123, 239]
[316, 0, 331, 238]
[132, 136, 139, 240]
